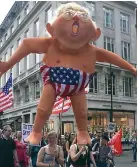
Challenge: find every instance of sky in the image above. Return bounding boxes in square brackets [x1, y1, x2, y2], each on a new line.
[0, 0, 137, 25]
[0, 1, 15, 24]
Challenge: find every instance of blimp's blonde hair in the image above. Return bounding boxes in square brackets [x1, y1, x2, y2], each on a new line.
[56, 2, 90, 17]
[50, 2, 90, 24]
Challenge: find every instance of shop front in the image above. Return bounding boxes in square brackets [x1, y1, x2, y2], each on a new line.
[87, 110, 108, 133]
[2, 116, 22, 131]
[87, 110, 135, 135]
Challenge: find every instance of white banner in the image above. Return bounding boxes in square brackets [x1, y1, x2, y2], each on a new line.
[107, 122, 116, 132]
[22, 123, 33, 143]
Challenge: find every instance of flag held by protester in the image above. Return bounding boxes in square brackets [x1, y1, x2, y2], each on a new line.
[108, 129, 123, 156]
[0, 73, 13, 112]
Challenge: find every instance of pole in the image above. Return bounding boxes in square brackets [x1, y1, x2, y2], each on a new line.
[110, 64, 113, 122]
[57, 98, 65, 145]
[135, 8, 137, 36]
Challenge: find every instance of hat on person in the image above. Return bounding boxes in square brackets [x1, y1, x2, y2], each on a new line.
[102, 135, 109, 141]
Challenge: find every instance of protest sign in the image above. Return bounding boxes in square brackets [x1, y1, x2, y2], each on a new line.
[22, 123, 33, 143]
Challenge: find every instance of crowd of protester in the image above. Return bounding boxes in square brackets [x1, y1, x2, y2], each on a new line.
[0, 125, 137, 167]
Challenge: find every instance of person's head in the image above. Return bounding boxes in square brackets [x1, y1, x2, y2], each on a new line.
[2, 125, 12, 138]
[46, 2, 101, 50]
[17, 131, 22, 140]
[43, 132, 47, 140]
[101, 135, 109, 145]
[47, 131, 57, 145]
[96, 132, 101, 139]
[61, 135, 66, 143]
[68, 132, 75, 142]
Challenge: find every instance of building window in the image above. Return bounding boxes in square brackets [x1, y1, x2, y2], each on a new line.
[121, 41, 130, 61]
[89, 72, 98, 93]
[0, 40, 2, 47]
[34, 19, 39, 37]
[34, 19, 39, 63]
[16, 63, 20, 76]
[83, 2, 95, 21]
[34, 54, 39, 64]
[120, 13, 129, 33]
[103, 7, 113, 28]
[17, 38, 21, 47]
[24, 86, 29, 102]
[17, 16, 21, 26]
[105, 74, 116, 95]
[10, 25, 14, 34]
[45, 7, 52, 24]
[3, 74, 6, 86]
[17, 38, 21, 75]
[10, 46, 14, 55]
[24, 5, 29, 15]
[16, 90, 21, 104]
[24, 30, 29, 70]
[4, 33, 8, 41]
[89, 3, 95, 21]
[104, 36, 114, 52]
[33, 81, 40, 99]
[5, 52, 9, 81]
[123, 77, 133, 97]
[34, 1, 38, 5]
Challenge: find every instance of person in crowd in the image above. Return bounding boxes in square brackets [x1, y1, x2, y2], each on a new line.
[91, 132, 101, 148]
[29, 131, 47, 167]
[130, 130, 137, 162]
[66, 133, 76, 166]
[60, 135, 68, 160]
[42, 131, 48, 145]
[0, 125, 19, 167]
[64, 132, 69, 140]
[14, 131, 29, 167]
[92, 135, 114, 167]
[29, 136, 46, 167]
[70, 142, 97, 167]
[37, 131, 64, 167]
[125, 131, 130, 146]
[66, 133, 76, 153]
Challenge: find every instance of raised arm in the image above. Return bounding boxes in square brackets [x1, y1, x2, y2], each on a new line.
[96, 47, 137, 75]
[0, 37, 52, 76]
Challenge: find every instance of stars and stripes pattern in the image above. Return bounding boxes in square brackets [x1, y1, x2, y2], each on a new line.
[40, 65, 91, 97]
[52, 96, 71, 114]
[0, 73, 13, 112]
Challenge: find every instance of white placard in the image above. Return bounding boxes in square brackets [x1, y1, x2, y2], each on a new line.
[107, 122, 116, 132]
[22, 123, 33, 143]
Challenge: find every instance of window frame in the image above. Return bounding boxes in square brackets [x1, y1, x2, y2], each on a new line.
[103, 7, 114, 28]
[120, 13, 130, 33]
[121, 41, 131, 61]
[104, 36, 115, 52]
[123, 77, 133, 97]
[89, 72, 98, 93]
[105, 73, 116, 95]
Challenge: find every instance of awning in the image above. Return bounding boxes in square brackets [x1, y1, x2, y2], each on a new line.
[3, 116, 21, 126]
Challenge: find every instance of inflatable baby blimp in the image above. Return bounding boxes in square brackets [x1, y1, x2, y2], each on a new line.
[0, 3, 136, 144]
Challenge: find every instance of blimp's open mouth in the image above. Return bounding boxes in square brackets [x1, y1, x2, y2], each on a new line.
[72, 21, 79, 35]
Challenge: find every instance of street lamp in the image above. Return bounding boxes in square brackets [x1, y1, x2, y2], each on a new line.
[109, 64, 113, 122]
